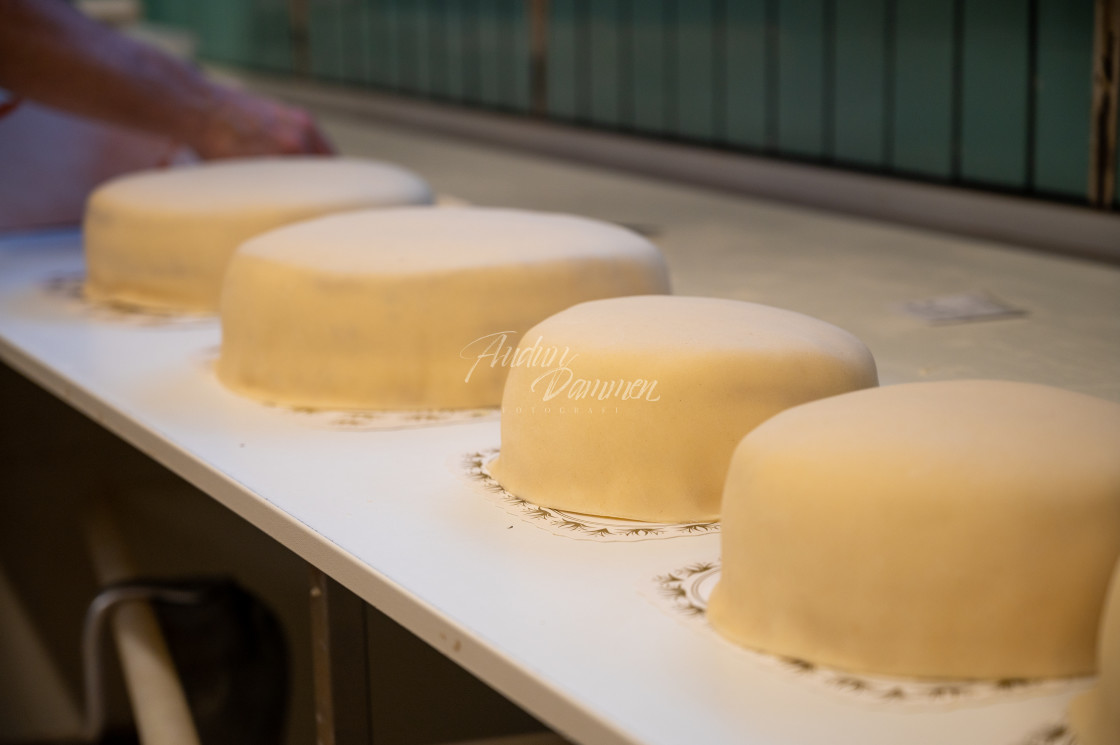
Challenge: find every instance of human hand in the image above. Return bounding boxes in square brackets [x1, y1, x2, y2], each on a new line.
[188, 85, 334, 160]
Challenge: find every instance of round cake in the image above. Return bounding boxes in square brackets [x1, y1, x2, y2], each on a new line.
[488, 296, 878, 522]
[83, 157, 433, 312]
[216, 207, 671, 410]
[708, 380, 1120, 680]
[1070, 557, 1120, 745]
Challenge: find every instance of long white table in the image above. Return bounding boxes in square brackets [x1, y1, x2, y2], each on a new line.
[0, 221, 1112, 745]
[4, 110, 1120, 744]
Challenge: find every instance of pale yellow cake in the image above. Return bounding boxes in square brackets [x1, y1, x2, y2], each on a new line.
[83, 157, 433, 312]
[1070, 556, 1120, 744]
[489, 296, 878, 523]
[708, 380, 1120, 679]
[216, 207, 670, 410]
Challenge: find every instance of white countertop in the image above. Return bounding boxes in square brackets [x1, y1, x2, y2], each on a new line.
[2, 115, 1118, 745]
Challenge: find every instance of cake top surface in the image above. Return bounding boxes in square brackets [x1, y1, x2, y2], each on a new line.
[737, 379, 1120, 481]
[517, 295, 875, 356]
[88, 157, 432, 213]
[234, 207, 663, 274]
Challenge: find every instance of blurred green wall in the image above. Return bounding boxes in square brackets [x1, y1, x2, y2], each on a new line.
[143, 0, 1114, 208]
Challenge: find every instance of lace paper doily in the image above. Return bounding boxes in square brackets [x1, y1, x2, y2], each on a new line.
[272, 405, 500, 432]
[42, 274, 215, 327]
[650, 558, 1093, 709]
[462, 449, 719, 542]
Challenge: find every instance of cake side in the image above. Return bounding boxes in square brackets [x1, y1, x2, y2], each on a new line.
[489, 296, 879, 523]
[1070, 557, 1120, 744]
[216, 208, 671, 410]
[83, 157, 433, 313]
[708, 380, 1120, 679]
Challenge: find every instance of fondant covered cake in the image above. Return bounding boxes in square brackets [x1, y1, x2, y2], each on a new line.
[708, 380, 1120, 679]
[84, 157, 433, 312]
[216, 207, 670, 410]
[1070, 557, 1120, 745]
[489, 296, 878, 522]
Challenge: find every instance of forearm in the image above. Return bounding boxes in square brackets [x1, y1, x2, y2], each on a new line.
[0, 0, 214, 145]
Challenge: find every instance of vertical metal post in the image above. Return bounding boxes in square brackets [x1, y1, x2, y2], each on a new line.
[310, 567, 372, 745]
[530, 0, 550, 116]
[1090, 0, 1120, 206]
[289, 0, 313, 78]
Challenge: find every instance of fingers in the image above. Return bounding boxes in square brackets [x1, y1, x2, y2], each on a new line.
[279, 105, 334, 156]
[302, 120, 335, 155]
[193, 86, 335, 160]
